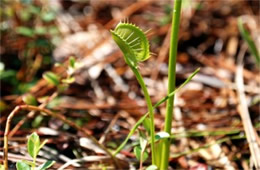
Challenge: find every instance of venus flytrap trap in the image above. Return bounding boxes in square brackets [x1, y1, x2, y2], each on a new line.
[110, 22, 150, 67]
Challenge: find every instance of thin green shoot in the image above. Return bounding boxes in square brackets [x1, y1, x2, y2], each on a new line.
[113, 68, 200, 156]
[238, 18, 260, 66]
[172, 135, 245, 158]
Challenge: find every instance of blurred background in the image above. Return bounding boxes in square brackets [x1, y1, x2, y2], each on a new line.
[0, 0, 259, 169]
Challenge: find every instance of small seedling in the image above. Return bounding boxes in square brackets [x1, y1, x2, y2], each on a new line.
[16, 132, 55, 170]
[133, 131, 149, 169]
[43, 56, 79, 92]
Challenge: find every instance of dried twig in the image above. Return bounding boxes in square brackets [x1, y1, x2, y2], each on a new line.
[57, 155, 110, 170]
[99, 112, 120, 144]
[9, 92, 58, 137]
[3, 105, 118, 169]
[235, 44, 260, 169]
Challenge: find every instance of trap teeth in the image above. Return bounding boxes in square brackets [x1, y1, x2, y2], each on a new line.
[112, 22, 150, 65]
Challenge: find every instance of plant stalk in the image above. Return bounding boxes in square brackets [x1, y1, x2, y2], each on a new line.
[160, 0, 182, 169]
[130, 66, 156, 165]
[112, 68, 199, 156]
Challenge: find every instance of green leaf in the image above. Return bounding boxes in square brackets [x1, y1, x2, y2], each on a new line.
[69, 56, 76, 68]
[36, 160, 55, 170]
[22, 160, 35, 167]
[16, 26, 34, 37]
[155, 132, 170, 141]
[134, 146, 148, 162]
[38, 139, 48, 151]
[22, 94, 37, 106]
[146, 165, 158, 170]
[43, 72, 60, 86]
[0, 70, 16, 80]
[27, 132, 41, 159]
[238, 18, 260, 65]
[32, 115, 44, 128]
[16, 161, 31, 170]
[139, 131, 148, 153]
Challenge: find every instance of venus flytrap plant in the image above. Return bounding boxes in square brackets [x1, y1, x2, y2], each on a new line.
[111, 22, 156, 165]
[111, 1, 197, 167]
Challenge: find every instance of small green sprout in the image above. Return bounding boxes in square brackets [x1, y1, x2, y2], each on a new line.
[16, 132, 55, 170]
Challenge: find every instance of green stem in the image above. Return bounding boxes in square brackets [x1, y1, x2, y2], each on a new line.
[130, 66, 156, 165]
[32, 157, 36, 170]
[113, 68, 199, 156]
[160, 0, 182, 169]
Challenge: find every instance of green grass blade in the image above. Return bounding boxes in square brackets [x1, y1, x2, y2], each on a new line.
[238, 18, 260, 65]
[171, 129, 240, 138]
[171, 135, 245, 158]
